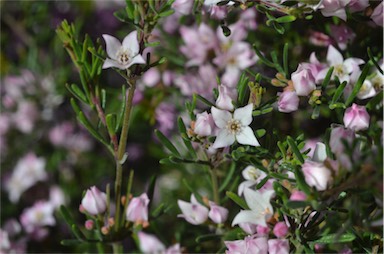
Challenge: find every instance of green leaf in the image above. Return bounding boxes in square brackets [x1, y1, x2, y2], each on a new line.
[321, 67, 334, 91]
[283, 43, 289, 75]
[155, 129, 181, 156]
[273, 22, 285, 34]
[311, 106, 320, 119]
[253, 44, 275, 67]
[194, 94, 215, 107]
[66, 84, 88, 104]
[178, 117, 197, 159]
[237, 73, 249, 105]
[330, 81, 347, 105]
[226, 191, 249, 209]
[101, 89, 107, 109]
[276, 15, 296, 23]
[115, 85, 126, 133]
[106, 114, 116, 136]
[61, 239, 84, 246]
[146, 175, 157, 210]
[158, 9, 175, 17]
[294, 167, 312, 195]
[219, 162, 236, 192]
[345, 62, 371, 106]
[71, 224, 86, 241]
[77, 112, 109, 148]
[286, 200, 310, 209]
[366, 91, 383, 110]
[159, 158, 176, 165]
[182, 179, 205, 205]
[367, 47, 383, 75]
[256, 129, 266, 138]
[59, 205, 75, 226]
[270, 51, 284, 73]
[196, 234, 223, 243]
[70, 98, 81, 116]
[252, 107, 273, 116]
[287, 136, 304, 164]
[329, 102, 346, 110]
[313, 233, 356, 244]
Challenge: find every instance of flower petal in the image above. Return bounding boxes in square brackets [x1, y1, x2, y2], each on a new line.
[211, 106, 232, 128]
[122, 30, 140, 55]
[236, 126, 260, 147]
[234, 104, 253, 126]
[232, 210, 266, 227]
[244, 188, 273, 214]
[102, 34, 122, 60]
[212, 129, 235, 149]
[312, 142, 327, 162]
[102, 59, 125, 70]
[126, 54, 146, 68]
[327, 45, 343, 66]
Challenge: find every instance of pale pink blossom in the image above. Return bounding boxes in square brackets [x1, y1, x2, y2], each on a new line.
[268, 239, 289, 254]
[12, 101, 38, 133]
[278, 91, 299, 113]
[194, 112, 216, 137]
[292, 64, 316, 96]
[102, 31, 146, 70]
[49, 186, 66, 208]
[0, 229, 10, 251]
[138, 232, 181, 254]
[225, 236, 268, 254]
[320, 0, 351, 21]
[273, 222, 288, 238]
[357, 80, 377, 100]
[330, 24, 356, 50]
[371, 2, 383, 27]
[329, 125, 355, 155]
[343, 103, 370, 131]
[177, 195, 209, 225]
[142, 68, 161, 87]
[302, 160, 331, 191]
[348, 0, 369, 12]
[20, 201, 56, 234]
[126, 193, 150, 223]
[171, 0, 193, 15]
[309, 31, 332, 47]
[290, 190, 307, 201]
[216, 85, 237, 111]
[239, 222, 258, 235]
[208, 201, 229, 224]
[211, 104, 260, 148]
[85, 220, 94, 230]
[301, 138, 320, 158]
[81, 186, 107, 215]
[155, 102, 176, 136]
[232, 188, 274, 227]
[238, 166, 268, 196]
[312, 142, 327, 163]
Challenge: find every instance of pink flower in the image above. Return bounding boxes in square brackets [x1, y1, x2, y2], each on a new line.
[20, 201, 56, 234]
[371, 2, 383, 27]
[329, 126, 355, 155]
[208, 201, 229, 224]
[302, 160, 331, 191]
[12, 101, 38, 133]
[309, 31, 332, 47]
[171, 0, 194, 15]
[273, 222, 289, 238]
[330, 24, 356, 50]
[348, 0, 369, 12]
[239, 222, 258, 235]
[320, 0, 350, 21]
[142, 68, 161, 87]
[292, 64, 316, 96]
[211, 104, 260, 148]
[138, 231, 165, 253]
[268, 239, 289, 254]
[102, 31, 146, 70]
[81, 186, 107, 215]
[85, 220, 94, 230]
[126, 193, 150, 223]
[278, 91, 299, 113]
[225, 236, 268, 254]
[290, 190, 307, 201]
[343, 103, 370, 131]
[216, 85, 237, 111]
[194, 112, 216, 137]
[177, 195, 209, 225]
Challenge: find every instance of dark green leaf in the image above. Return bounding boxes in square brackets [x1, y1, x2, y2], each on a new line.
[219, 162, 236, 192]
[330, 81, 347, 105]
[294, 167, 312, 195]
[287, 136, 304, 164]
[196, 234, 223, 243]
[226, 191, 249, 209]
[253, 44, 275, 67]
[155, 129, 181, 156]
[345, 62, 371, 106]
[321, 67, 334, 91]
[286, 200, 310, 209]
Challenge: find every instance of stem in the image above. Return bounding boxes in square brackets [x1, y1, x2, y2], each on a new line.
[112, 242, 123, 254]
[210, 168, 220, 204]
[114, 79, 136, 231]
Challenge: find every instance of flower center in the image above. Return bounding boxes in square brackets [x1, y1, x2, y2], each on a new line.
[334, 64, 347, 77]
[226, 119, 242, 134]
[247, 168, 261, 181]
[116, 48, 132, 65]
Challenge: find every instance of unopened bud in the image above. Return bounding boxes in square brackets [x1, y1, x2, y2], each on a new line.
[101, 226, 109, 235]
[85, 220, 94, 230]
[108, 217, 115, 227]
[121, 196, 127, 206]
[79, 204, 85, 213]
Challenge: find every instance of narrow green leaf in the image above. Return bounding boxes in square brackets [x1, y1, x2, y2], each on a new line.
[286, 200, 310, 209]
[159, 9, 175, 17]
[146, 175, 157, 210]
[226, 191, 249, 209]
[106, 114, 116, 135]
[321, 66, 334, 91]
[283, 43, 289, 75]
[330, 81, 347, 105]
[271, 51, 284, 73]
[219, 162, 236, 192]
[367, 47, 383, 75]
[277, 141, 286, 160]
[256, 129, 266, 138]
[311, 106, 320, 119]
[59, 205, 75, 226]
[287, 136, 304, 164]
[366, 91, 383, 110]
[345, 62, 371, 106]
[237, 73, 249, 105]
[115, 85, 126, 133]
[77, 112, 110, 148]
[252, 107, 273, 116]
[253, 44, 275, 67]
[155, 129, 181, 156]
[70, 98, 81, 116]
[66, 84, 88, 104]
[256, 176, 270, 189]
[194, 94, 215, 107]
[313, 233, 356, 244]
[273, 22, 285, 34]
[294, 167, 312, 195]
[276, 15, 296, 23]
[61, 239, 84, 246]
[196, 234, 223, 243]
[178, 117, 197, 158]
[71, 224, 85, 241]
[159, 158, 176, 165]
[101, 89, 107, 109]
[329, 102, 346, 110]
[182, 179, 204, 205]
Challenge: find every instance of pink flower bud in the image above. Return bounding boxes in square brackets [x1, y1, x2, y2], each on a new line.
[208, 201, 228, 224]
[343, 103, 370, 131]
[292, 65, 316, 96]
[194, 112, 215, 136]
[268, 239, 289, 254]
[85, 220, 94, 230]
[302, 161, 331, 191]
[172, 0, 194, 15]
[177, 195, 209, 225]
[329, 126, 355, 155]
[256, 225, 270, 236]
[278, 91, 299, 113]
[142, 68, 161, 87]
[81, 186, 107, 215]
[126, 193, 150, 223]
[239, 222, 258, 235]
[273, 222, 288, 238]
[216, 85, 237, 111]
[371, 2, 383, 27]
[289, 190, 307, 201]
[138, 231, 166, 253]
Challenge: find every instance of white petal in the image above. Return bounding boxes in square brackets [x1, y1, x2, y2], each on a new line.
[234, 104, 253, 126]
[236, 127, 260, 147]
[312, 142, 327, 162]
[212, 129, 236, 149]
[211, 106, 232, 128]
[327, 45, 343, 66]
[102, 34, 122, 60]
[122, 30, 140, 55]
[126, 54, 146, 68]
[344, 58, 364, 73]
[232, 210, 266, 227]
[102, 59, 125, 70]
[244, 188, 274, 214]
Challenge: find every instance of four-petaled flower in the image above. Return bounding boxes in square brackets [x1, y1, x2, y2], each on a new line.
[211, 104, 260, 148]
[102, 31, 146, 70]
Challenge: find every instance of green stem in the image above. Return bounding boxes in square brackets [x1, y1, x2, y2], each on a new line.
[114, 80, 136, 232]
[112, 242, 123, 254]
[210, 168, 220, 204]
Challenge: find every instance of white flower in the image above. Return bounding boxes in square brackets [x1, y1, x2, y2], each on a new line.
[102, 31, 146, 70]
[211, 104, 260, 148]
[232, 188, 274, 227]
[177, 195, 209, 225]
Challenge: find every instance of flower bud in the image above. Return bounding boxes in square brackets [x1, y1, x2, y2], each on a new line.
[278, 91, 299, 113]
[343, 103, 370, 131]
[239, 222, 258, 235]
[273, 222, 288, 238]
[126, 193, 150, 223]
[81, 186, 107, 215]
[194, 112, 215, 137]
[208, 201, 228, 224]
[302, 161, 331, 191]
[177, 195, 209, 225]
[292, 65, 316, 96]
[216, 85, 237, 111]
[329, 126, 355, 155]
[85, 220, 94, 230]
[289, 190, 307, 201]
